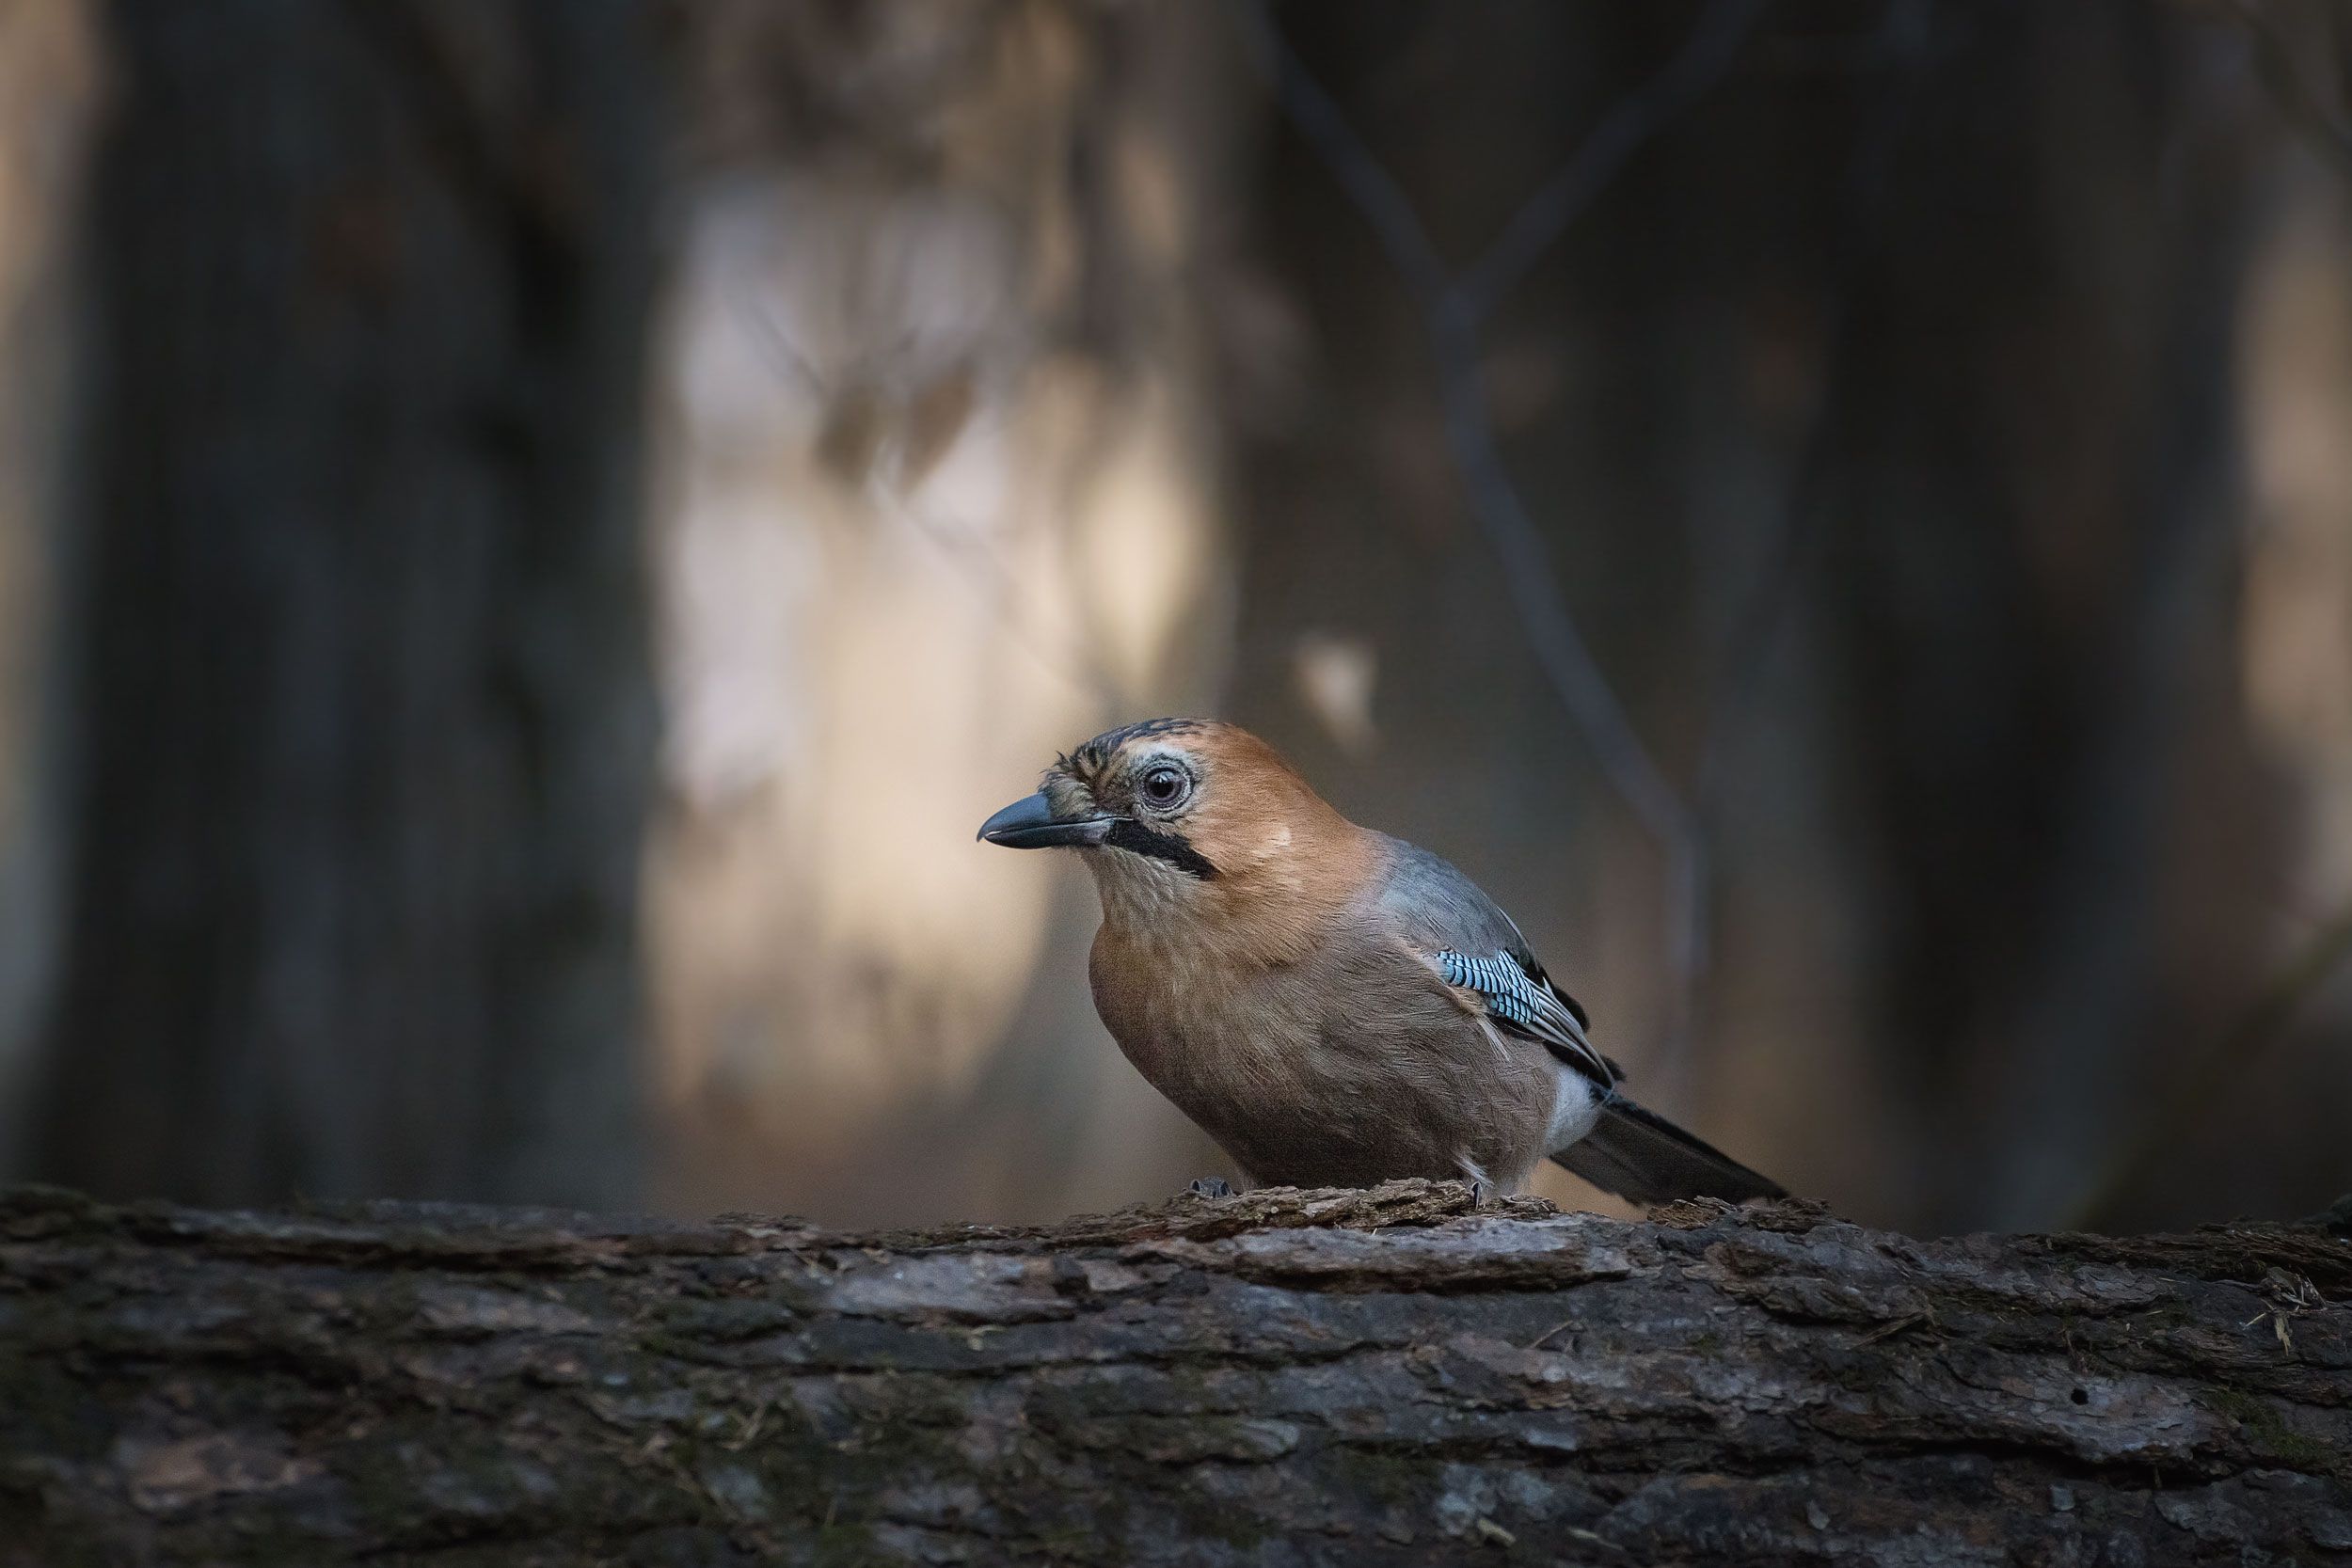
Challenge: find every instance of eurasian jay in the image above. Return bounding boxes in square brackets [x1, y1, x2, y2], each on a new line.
[978, 718, 1784, 1205]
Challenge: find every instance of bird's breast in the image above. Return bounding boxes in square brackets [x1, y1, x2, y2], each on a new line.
[1086, 919, 1556, 1190]
[1089, 928, 1295, 1085]
[1088, 925, 1335, 1149]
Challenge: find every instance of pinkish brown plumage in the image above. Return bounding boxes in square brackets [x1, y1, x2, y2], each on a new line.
[979, 718, 1782, 1203]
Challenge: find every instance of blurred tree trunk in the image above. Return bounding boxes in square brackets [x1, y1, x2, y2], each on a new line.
[0, 0, 98, 1162]
[1222, 1, 2280, 1232]
[1815, 2, 2269, 1231]
[16, 0, 664, 1207]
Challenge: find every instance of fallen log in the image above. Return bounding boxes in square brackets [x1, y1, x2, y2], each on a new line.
[2, 1180, 2347, 1564]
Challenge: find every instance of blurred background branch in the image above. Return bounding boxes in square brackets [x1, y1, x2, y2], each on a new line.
[1235, 0, 1768, 1074]
[2224, 0, 2352, 182]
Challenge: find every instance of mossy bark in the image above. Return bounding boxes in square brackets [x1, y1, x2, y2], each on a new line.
[2, 1181, 2348, 1564]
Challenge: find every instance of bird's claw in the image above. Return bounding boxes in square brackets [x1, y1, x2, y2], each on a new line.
[1187, 1177, 1233, 1199]
[1467, 1179, 1491, 1207]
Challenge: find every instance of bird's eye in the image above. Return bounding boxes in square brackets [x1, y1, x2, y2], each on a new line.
[1138, 766, 1190, 810]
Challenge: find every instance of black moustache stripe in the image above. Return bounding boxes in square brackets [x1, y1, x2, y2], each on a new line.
[1103, 819, 1218, 879]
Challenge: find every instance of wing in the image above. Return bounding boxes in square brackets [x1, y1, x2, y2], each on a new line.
[1433, 946, 1615, 1086]
[1501, 939, 1630, 1082]
[1370, 835, 1618, 1087]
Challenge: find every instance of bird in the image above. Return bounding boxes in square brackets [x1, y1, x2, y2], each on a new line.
[977, 717, 1784, 1206]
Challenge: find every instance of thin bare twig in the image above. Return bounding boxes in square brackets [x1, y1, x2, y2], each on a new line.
[867, 481, 1122, 711]
[2221, 0, 2352, 183]
[1694, 0, 1932, 801]
[729, 284, 1121, 707]
[1233, 0, 1766, 1059]
[1459, 0, 1773, 324]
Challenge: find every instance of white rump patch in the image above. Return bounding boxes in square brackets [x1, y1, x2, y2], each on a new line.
[1546, 1065, 1603, 1154]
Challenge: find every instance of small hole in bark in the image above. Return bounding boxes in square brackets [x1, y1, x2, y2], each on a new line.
[2071, 1387, 2089, 1404]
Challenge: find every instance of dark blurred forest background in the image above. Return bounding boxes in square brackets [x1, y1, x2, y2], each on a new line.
[0, 0, 2345, 1238]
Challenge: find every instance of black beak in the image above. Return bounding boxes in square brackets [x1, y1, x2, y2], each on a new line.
[977, 792, 1116, 849]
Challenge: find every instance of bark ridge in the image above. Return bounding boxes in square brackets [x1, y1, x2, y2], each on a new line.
[2, 1181, 2348, 1564]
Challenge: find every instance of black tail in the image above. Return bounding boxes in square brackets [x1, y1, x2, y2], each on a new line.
[1550, 1094, 1785, 1207]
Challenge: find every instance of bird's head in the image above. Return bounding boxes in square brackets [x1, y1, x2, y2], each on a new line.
[977, 718, 1355, 927]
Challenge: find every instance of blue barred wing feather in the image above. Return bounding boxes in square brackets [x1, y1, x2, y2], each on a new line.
[1434, 946, 1615, 1086]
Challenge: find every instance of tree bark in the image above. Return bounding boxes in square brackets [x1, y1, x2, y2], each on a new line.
[2, 1182, 2346, 1565]
[19, 0, 663, 1208]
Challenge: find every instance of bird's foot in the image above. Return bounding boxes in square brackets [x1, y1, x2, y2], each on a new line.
[1186, 1177, 1233, 1200]
[1466, 1178, 1492, 1208]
